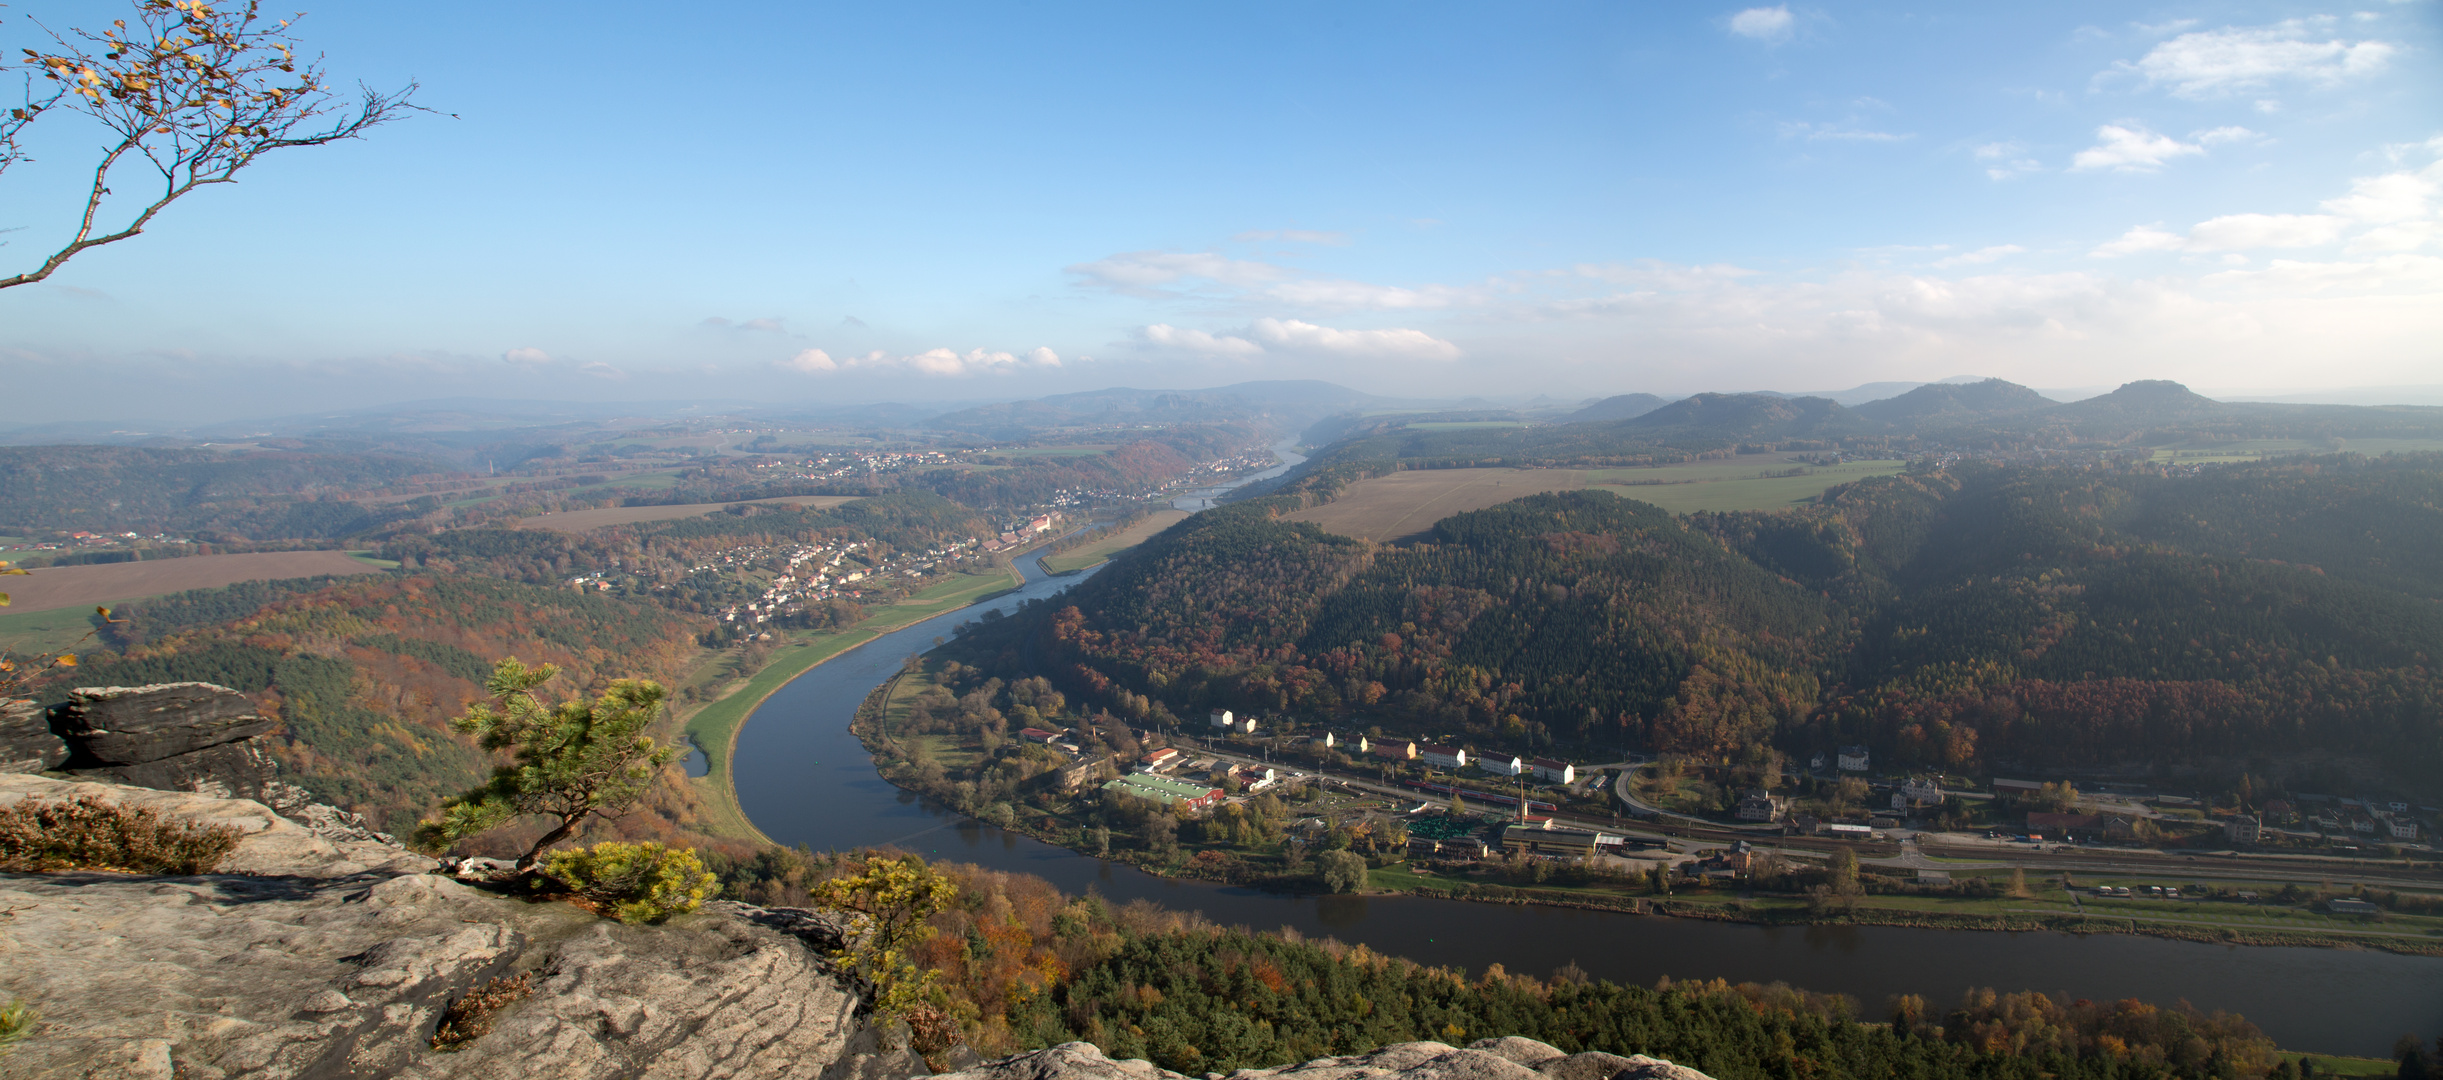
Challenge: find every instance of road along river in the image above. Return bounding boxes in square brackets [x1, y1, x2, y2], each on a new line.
[731, 454, 2443, 1058]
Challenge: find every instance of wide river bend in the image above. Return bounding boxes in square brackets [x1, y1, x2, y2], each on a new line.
[733, 453, 2442, 1058]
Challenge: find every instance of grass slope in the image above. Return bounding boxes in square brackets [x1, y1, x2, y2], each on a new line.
[676, 566, 1022, 841]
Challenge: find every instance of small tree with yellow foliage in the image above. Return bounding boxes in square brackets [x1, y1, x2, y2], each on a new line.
[813, 853, 957, 1024]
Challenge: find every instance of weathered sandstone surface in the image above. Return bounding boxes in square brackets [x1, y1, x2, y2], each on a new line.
[0, 774, 903, 1080]
[930, 1037, 1714, 1080]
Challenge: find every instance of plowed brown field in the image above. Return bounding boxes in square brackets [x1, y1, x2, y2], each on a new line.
[1, 550, 381, 613]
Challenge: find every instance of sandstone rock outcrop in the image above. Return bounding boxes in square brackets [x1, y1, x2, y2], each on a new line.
[48, 681, 287, 801]
[929, 1037, 1716, 1080]
[0, 774, 913, 1080]
[0, 696, 67, 773]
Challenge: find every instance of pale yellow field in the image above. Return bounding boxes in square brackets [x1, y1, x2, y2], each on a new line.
[515, 494, 863, 531]
[1285, 457, 1908, 541]
[1283, 469, 1586, 541]
[1040, 510, 1192, 572]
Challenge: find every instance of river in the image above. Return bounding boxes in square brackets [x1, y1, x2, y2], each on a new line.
[731, 444, 2442, 1058]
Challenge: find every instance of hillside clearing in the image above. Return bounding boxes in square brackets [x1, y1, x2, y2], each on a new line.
[1282, 469, 1587, 541]
[1041, 510, 1191, 572]
[1283, 457, 1909, 540]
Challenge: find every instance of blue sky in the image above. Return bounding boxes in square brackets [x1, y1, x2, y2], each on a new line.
[4, 1, 2438, 420]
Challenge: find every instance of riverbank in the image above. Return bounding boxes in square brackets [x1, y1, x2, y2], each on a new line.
[1040, 509, 1191, 573]
[845, 657, 2443, 958]
[669, 565, 1025, 843]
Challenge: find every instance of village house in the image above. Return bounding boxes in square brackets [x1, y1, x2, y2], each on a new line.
[1310, 731, 1336, 749]
[1530, 757, 1576, 785]
[1370, 739, 1417, 763]
[1230, 764, 1279, 792]
[2383, 815, 2419, 840]
[2225, 814, 2261, 844]
[1895, 777, 1943, 809]
[1737, 789, 1783, 823]
[1836, 745, 1871, 772]
[1135, 747, 1183, 774]
[1992, 778, 2045, 799]
[1418, 744, 1469, 770]
[1057, 757, 1100, 792]
[1018, 727, 1061, 745]
[1475, 752, 1525, 777]
[1101, 774, 1224, 814]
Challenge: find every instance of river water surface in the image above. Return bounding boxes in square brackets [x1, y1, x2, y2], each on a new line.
[732, 447, 2442, 1058]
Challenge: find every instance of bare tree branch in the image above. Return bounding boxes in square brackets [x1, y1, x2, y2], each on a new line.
[1, 1, 425, 289]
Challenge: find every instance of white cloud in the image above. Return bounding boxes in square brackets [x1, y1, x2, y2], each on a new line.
[1064, 250, 1288, 293]
[1138, 319, 1459, 361]
[2092, 215, 2347, 256]
[2186, 213, 2349, 251]
[2321, 163, 2442, 222]
[1933, 245, 2027, 268]
[774, 345, 1062, 377]
[2117, 20, 2396, 99]
[502, 347, 554, 367]
[1231, 229, 1350, 245]
[1140, 324, 1266, 356]
[2203, 253, 2443, 293]
[577, 361, 626, 381]
[1975, 143, 2043, 180]
[1265, 278, 1487, 311]
[1728, 6, 1794, 42]
[2192, 125, 2267, 145]
[1779, 121, 1911, 142]
[2091, 226, 2190, 257]
[777, 348, 837, 373]
[700, 316, 787, 333]
[2070, 123, 2205, 172]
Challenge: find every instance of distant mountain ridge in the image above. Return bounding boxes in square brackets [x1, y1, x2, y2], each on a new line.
[1564, 393, 1669, 423]
[1851, 379, 2055, 424]
[1621, 392, 1877, 440]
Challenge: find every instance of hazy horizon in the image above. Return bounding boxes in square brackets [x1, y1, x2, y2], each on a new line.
[5, 1, 2439, 422]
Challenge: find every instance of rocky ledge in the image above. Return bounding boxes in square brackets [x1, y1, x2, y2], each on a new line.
[0, 774, 918, 1080]
[933, 1037, 1714, 1080]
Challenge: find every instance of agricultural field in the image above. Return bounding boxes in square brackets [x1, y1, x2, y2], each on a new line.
[2144, 436, 2443, 464]
[1585, 457, 1907, 513]
[0, 604, 111, 657]
[0, 550, 384, 616]
[1041, 509, 1191, 573]
[1283, 457, 1909, 541]
[514, 494, 864, 532]
[1282, 469, 1588, 541]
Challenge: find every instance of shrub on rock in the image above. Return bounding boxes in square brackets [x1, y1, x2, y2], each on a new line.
[0, 795, 238, 874]
[540, 840, 718, 924]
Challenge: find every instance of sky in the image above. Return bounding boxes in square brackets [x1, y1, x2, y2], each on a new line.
[2, 0, 2439, 422]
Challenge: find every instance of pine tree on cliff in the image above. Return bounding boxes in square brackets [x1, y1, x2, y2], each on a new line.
[414, 658, 674, 869]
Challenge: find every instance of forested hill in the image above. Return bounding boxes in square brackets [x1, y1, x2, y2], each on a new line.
[46, 573, 709, 834]
[969, 452, 2443, 779]
[0, 445, 451, 536]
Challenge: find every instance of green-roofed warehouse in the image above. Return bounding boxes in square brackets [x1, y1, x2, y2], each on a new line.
[1102, 773, 1224, 813]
